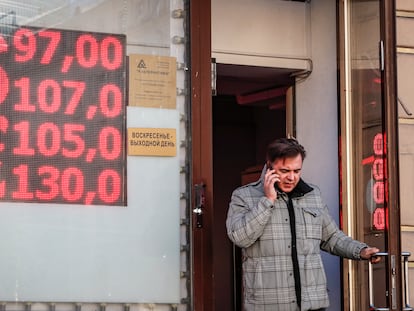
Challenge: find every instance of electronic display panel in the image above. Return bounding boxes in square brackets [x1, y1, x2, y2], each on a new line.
[0, 26, 126, 206]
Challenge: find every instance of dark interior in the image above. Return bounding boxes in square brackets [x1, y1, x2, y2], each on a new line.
[212, 63, 295, 310]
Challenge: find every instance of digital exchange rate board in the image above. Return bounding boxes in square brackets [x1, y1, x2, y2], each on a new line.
[0, 26, 127, 206]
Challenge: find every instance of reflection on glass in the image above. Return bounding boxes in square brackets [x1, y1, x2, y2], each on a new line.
[349, 0, 387, 308]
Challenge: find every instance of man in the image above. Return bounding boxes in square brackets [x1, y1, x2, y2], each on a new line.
[226, 138, 380, 311]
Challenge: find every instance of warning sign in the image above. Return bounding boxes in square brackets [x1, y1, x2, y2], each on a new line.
[128, 128, 176, 157]
[129, 54, 177, 109]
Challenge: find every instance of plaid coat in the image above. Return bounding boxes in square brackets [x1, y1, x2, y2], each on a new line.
[226, 166, 367, 311]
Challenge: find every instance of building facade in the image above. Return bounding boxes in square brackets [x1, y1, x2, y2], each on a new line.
[0, 0, 412, 310]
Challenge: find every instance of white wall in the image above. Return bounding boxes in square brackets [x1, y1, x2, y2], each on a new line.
[296, 0, 341, 309]
[212, 0, 311, 70]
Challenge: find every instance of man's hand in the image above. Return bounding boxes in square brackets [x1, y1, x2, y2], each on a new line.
[264, 167, 279, 202]
[360, 247, 381, 263]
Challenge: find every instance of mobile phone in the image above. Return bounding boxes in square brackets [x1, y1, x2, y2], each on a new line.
[267, 163, 281, 191]
[266, 162, 272, 171]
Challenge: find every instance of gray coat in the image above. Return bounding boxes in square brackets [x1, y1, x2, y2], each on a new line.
[226, 166, 367, 311]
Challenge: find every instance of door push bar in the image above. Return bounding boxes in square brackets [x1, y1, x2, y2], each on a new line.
[369, 252, 412, 311]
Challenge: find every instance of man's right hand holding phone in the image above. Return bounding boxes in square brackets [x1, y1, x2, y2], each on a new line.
[264, 165, 280, 202]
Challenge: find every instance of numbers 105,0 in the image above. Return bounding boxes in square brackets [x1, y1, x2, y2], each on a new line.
[1, 119, 121, 161]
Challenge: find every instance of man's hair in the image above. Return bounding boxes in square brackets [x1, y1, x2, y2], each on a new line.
[266, 138, 306, 163]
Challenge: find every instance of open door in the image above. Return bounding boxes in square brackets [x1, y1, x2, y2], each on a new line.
[339, 0, 405, 310]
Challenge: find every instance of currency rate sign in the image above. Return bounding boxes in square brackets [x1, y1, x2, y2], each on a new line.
[0, 27, 127, 206]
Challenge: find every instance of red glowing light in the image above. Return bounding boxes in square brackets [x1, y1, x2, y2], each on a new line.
[0, 66, 9, 104]
[373, 207, 385, 230]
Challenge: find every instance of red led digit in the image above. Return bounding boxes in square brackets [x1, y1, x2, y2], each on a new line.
[14, 28, 36, 63]
[13, 121, 35, 156]
[38, 79, 61, 113]
[373, 182, 385, 205]
[98, 169, 121, 203]
[100, 84, 122, 118]
[76, 34, 99, 68]
[14, 77, 36, 112]
[373, 207, 385, 230]
[37, 122, 61, 156]
[12, 164, 34, 199]
[36, 165, 60, 200]
[101, 36, 123, 70]
[372, 158, 384, 181]
[0, 116, 8, 153]
[373, 133, 383, 155]
[62, 123, 85, 158]
[0, 34, 8, 53]
[38, 30, 61, 65]
[62, 80, 85, 115]
[0, 172, 4, 198]
[0, 66, 9, 105]
[61, 167, 84, 201]
[99, 126, 121, 160]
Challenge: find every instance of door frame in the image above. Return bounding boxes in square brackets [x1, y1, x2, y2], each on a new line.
[190, 0, 214, 310]
[381, 1, 402, 308]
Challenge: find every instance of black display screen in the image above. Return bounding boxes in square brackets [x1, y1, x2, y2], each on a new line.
[0, 26, 126, 206]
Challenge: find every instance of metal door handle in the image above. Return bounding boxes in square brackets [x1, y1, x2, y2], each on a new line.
[193, 183, 205, 228]
[368, 252, 412, 311]
[369, 252, 389, 311]
[402, 252, 412, 311]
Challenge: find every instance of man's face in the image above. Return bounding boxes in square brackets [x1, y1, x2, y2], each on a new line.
[269, 154, 303, 193]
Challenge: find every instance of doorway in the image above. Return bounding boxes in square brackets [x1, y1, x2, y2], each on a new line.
[212, 63, 295, 310]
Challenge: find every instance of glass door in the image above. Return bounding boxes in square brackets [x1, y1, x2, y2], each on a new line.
[339, 0, 403, 310]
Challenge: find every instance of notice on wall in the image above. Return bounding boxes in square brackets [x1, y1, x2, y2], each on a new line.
[129, 54, 176, 109]
[128, 128, 176, 156]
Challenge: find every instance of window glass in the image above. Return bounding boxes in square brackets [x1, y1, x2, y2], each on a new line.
[349, 0, 386, 307]
[0, 0, 189, 307]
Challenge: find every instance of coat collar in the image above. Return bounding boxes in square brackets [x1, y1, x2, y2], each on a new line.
[288, 179, 313, 198]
